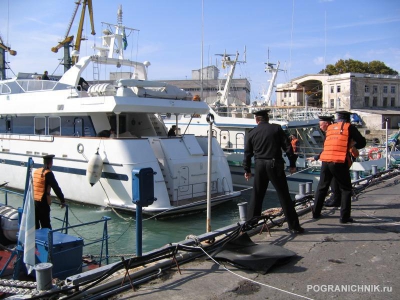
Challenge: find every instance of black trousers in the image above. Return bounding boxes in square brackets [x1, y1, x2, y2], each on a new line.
[329, 178, 341, 204]
[35, 201, 52, 229]
[247, 159, 300, 230]
[313, 162, 352, 220]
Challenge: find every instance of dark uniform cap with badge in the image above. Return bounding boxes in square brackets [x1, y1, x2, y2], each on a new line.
[335, 110, 351, 121]
[43, 154, 55, 163]
[318, 115, 334, 122]
[252, 109, 271, 117]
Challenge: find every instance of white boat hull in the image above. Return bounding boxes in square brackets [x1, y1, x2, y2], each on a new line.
[0, 136, 239, 216]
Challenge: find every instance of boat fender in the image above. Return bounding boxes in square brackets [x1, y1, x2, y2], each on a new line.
[368, 147, 381, 160]
[0, 206, 19, 243]
[86, 150, 103, 186]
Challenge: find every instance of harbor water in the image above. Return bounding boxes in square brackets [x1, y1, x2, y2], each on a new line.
[1, 187, 281, 261]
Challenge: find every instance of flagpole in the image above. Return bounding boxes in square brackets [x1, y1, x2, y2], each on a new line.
[22, 157, 34, 209]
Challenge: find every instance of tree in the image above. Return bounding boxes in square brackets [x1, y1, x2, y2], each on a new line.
[319, 59, 398, 75]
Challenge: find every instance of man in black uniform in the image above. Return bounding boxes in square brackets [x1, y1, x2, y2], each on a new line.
[33, 154, 66, 229]
[243, 109, 304, 233]
[312, 111, 366, 223]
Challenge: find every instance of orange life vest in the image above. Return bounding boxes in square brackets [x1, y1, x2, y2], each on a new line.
[33, 168, 51, 204]
[291, 138, 299, 152]
[320, 122, 350, 163]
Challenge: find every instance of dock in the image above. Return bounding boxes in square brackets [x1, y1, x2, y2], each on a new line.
[111, 171, 399, 300]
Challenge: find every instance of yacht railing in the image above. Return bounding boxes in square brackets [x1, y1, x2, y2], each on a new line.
[15, 80, 59, 92]
[211, 105, 323, 122]
[173, 181, 219, 204]
[0, 133, 54, 142]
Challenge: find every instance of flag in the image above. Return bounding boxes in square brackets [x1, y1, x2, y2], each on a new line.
[18, 176, 36, 274]
[122, 28, 128, 50]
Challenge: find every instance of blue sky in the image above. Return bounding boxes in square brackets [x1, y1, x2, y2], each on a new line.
[1, 0, 400, 102]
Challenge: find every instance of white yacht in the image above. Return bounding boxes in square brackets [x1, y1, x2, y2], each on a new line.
[0, 7, 239, 217]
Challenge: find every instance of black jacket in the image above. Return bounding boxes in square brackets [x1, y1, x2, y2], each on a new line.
[243, 121, 297, 172]
[43, 171, 65, 203]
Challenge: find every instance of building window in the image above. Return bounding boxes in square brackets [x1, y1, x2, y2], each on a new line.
[337, 98, 341, 108]
[365, 85, 369, 93]
[383, 97, 387, 107]
[337, 85, 341, 92]
[330, 99, 335, 108]
[364, 97, 369, 107]
[383, 86, 388, 93]
[284, 91, 287, 98]
[372, 97, 377, 106]
[288, 91, 291, 97]
[391, 98, 395, 106]
[330, 86, 334, 93]
[373, 85, 378, 94]
[391, 86, 396, 93]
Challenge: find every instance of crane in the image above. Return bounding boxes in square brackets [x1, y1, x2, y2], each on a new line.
[51, 0, 95, 72]
[73, 0, 95, 64]
[0, 35, 16, 56]
[0, 35, 16, 80]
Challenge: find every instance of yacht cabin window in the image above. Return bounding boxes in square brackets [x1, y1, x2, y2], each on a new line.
[34, 117, 46, 135]
[0, 116, 95, 136]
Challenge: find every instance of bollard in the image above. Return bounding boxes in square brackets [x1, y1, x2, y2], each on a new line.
[35, 263, 53, 291]
[305, 182, 313, 194]
[371, 165, 378, 175]
[298, 183, 306, 195]
[237, 202, 248, 222]
[352, 170, 360, 180]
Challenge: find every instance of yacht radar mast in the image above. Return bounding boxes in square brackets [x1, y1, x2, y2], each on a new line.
[215, 47, 246, 106]
[262, 48, 284, 106]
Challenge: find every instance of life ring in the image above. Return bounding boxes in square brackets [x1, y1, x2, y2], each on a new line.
[77, 143, 84, 154]
[368, 147, 381, 160]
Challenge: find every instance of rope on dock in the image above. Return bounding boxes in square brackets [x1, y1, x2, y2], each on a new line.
[0, 279, 39, 296]
[192, 245, 314, 300]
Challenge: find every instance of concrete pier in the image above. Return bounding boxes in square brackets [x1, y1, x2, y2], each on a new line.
[106, 174, 400, 299]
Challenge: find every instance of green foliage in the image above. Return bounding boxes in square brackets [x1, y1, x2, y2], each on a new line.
[319, 59, 398, 75]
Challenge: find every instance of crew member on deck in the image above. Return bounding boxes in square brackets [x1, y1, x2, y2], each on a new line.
[168, 125, 177, 137]
[42, 71, 49, 80]
[243, 109, 304, 234]
[33, 154, 65, 229]
[78, 77, 89, 91]
[290, 135, 300, 153]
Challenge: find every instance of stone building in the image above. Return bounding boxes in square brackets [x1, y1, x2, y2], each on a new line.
[276, 73, 400, 129]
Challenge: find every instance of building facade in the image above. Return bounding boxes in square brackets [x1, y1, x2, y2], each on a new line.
[276, 73, 400, 129]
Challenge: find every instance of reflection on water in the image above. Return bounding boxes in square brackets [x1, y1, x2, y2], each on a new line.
[1, 188, 281, 261]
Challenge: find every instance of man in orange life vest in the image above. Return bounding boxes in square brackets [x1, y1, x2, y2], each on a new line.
[312, 111, 366, 223]
[290, 135, 300, 153]
[33, 154, 66, 229]
[307, 115, 342, 207]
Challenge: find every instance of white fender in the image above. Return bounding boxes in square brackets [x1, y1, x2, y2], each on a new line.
[87, 151, 104, 186]
[0, 206, 19, 242]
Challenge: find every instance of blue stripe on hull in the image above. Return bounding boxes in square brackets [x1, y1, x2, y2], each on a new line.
[1, 159, 129, 181]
